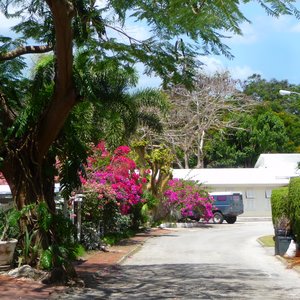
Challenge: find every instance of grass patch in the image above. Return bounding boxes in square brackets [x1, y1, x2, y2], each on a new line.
[258, 235, 275, 247]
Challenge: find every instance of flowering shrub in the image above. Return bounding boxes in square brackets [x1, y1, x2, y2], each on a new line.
[164, 178, 214, 221]
[80, 142, 147, 241]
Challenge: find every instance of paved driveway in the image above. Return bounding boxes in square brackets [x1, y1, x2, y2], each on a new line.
[54, 221, 300, 299]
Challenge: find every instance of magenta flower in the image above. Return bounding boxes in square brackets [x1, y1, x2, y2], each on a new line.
[81, 141, 148, 216]
[164, 178, 214, 222]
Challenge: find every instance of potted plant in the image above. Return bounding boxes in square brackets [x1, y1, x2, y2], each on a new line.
[274, 215, 292, 236]
[0, 207, 20, 267]
[273, 215, 293, 256]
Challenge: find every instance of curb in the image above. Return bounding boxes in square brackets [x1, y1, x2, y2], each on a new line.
[275, 254, 300, 273]
[117, 243, 144, 264]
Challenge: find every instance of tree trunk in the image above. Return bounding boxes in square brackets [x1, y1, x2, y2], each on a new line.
[196, 129, 205, 168]
[0, 0, 78, 279]
[2, 139, 55, 211]
[184, 151, 189, 169]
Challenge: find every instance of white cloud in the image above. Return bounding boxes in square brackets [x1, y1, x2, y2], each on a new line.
[198, 56, 261, 81]
[226, 22, 258, 45]
[229, 65, 262, 81]
[95, 0, 108, 9]
[0, 12, 19, 31]
[124, 24, 152, 41]
[199, 56, 226, 74]
[225, 13, 297, 47]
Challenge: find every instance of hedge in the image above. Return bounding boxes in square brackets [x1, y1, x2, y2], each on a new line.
[270, 187, 289, 227]
[288, 177, 300, 243]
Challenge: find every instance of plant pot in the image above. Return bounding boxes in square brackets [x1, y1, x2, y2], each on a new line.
[274, 235, 293, 256]
[274, 228, 292, 236]
[0, 239, 17, 266]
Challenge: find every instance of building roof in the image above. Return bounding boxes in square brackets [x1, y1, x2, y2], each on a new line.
[172, 153, 300, 187]
[0, 183, 61, 195]
[0, 184, 11, 194]
[172, 168, 295, 186]
[255, 153, 300, 174]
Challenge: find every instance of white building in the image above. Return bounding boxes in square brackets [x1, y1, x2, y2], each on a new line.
[172, 154, 300, 217]
[1, 154, 300, 216]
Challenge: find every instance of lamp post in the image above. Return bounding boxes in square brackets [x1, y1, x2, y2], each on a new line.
[279, 89, 300, 96]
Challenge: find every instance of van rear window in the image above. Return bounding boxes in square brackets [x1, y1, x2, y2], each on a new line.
[233, 195, 240, 201]
[216, 195, 227, 201]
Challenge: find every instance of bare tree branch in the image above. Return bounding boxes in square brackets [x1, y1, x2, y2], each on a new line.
[147, 72, 256, 168]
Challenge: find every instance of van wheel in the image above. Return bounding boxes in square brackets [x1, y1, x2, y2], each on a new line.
[225, 216, 237, 224]
[213, 212, 224, 224]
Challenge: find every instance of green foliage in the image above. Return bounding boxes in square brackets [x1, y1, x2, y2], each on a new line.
[243, 74, 300, 151]
[56, 57, 168, 199]
[0, 207, 20, 240]
[73, 54, 169, 149]
[80, 188, 136, 249]
[102, 229, 135, 246]
[9, 202, 81, 270]
[38, 211, 82, 270]
[19, 227, 38, 266]
[270, 187, 289, 226]
[142, 191, 159, 210]
[205, 110, 291, 167]
[36, 201, 53, 231]
[206, 75, 300, 168]
[287, 177, 300, 243]
[1, 0, 298, 90]
[74, 244, 86, 258]
[130, 202, 147, 230]
[40, 248, 52, 270]
[7, 55, 54, 139]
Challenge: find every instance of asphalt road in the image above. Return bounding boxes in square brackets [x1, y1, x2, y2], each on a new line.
[56, 220, 300, 299]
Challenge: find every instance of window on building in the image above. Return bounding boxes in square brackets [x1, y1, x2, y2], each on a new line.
[265, 189, 272, 199]
[246, 190, 255, 199]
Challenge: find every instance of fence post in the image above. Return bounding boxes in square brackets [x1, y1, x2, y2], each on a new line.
[75, 194, 84, 241]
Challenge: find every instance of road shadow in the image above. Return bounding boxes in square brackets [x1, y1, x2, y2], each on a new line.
[53, 263, 298, 299]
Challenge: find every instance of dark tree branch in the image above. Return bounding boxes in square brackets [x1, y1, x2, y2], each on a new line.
[0, 91, 16, 126]
[0, 45, 53, 61]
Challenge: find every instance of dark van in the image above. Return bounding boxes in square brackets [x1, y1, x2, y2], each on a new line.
[210, 192, 244, 224]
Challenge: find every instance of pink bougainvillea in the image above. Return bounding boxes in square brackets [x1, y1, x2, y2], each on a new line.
[81, 142, 146, 215]
[164, 178, 214, 221]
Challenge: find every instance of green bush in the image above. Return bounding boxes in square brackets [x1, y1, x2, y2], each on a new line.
[102, 229, 135, 246]
[0, 207, 20, 240]
[270, 187, 289, 227]
[288, 177, 300, 243]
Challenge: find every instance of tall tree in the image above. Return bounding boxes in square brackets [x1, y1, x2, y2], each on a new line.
[151, 72, 253, 168]
[205, 110, 291, 167]
[243, 74, 300, 151]
[205, 74, 300, 168]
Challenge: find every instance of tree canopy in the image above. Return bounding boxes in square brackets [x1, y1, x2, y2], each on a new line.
[146, 71, 253, 168]
[205, 75, 300, 168]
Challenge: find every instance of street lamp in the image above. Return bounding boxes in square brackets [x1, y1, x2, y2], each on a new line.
[279, 89, 300, 96]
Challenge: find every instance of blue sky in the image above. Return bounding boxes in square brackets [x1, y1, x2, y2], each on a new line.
[1, 2, 300, 88]
[211, 3, 300, 85]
